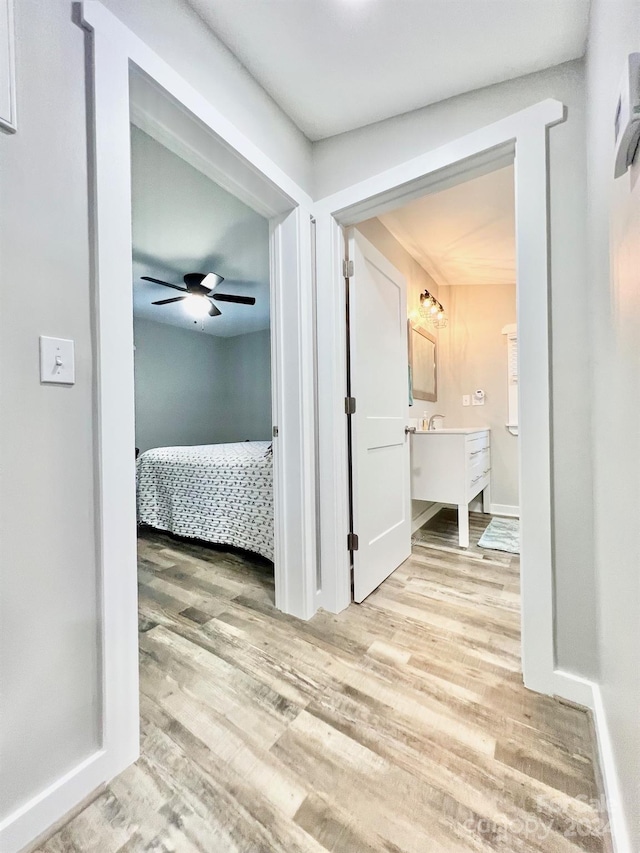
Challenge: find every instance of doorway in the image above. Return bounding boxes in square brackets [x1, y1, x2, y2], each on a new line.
[85, 4, 318, 800]
[347, 163, 519, 602]
[314, 102, 563, 699]
[130, 114, 277, 607]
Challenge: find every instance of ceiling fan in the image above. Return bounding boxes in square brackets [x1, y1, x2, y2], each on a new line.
[141, 272, 256, 318]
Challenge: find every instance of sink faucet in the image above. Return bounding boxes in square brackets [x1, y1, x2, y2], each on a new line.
[428, 414, 445, 430]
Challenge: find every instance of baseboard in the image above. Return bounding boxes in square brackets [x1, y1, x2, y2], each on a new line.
[411, 502, 443, 533]
[0, 749, 107, 853]
[489, 503, 520, 517]
[17, 784, 107, 853]
[553, 670, 631, 853]
[591, 684, 632, 853]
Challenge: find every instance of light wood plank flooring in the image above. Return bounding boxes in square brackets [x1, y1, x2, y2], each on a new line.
[38, 510, 610, 852]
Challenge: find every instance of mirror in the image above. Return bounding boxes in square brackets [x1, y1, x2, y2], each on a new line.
[409, 321, 437, 402]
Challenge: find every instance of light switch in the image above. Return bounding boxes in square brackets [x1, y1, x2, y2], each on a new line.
[462, 395, 471, 407]
[40, 336, 75, 385]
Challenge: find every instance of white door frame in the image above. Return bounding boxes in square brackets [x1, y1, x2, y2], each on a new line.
[0, 5, 317, 853]
[314, 99, 570, 701]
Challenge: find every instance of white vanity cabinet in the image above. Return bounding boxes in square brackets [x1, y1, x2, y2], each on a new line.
[411, 428, 491, 547]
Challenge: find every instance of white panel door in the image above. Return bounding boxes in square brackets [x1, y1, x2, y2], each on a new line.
[349, 229, 411, 602]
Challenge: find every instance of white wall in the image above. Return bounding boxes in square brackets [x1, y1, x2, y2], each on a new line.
[585, 1, 640, 847]
[438, 285, 518, 510]
[0, 0, 303, 836]
[134, 319, 272, 453]
[321, 61, 597, 680]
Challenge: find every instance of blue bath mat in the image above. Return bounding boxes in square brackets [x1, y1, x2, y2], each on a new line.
[478, 517, 520, 554]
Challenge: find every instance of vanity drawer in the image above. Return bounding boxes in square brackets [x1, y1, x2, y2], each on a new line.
[467, 435, 491, 495]
[466, 433, 490, 455]
[467, 445, 490, 468]
[468, 465, 490, 496]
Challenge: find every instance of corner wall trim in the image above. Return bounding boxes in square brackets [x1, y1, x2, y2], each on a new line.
[552, 668, 595, 709]
[552, 670, 630, 853]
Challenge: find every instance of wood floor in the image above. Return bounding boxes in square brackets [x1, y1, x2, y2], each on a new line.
[38, 510, 610, 852]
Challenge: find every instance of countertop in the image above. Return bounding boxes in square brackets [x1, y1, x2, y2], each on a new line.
[413, 427, 490, 435]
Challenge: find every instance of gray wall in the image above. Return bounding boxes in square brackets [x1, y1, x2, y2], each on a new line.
[0, 0, 308, 829]
[134, 318, 271, 453]
[586, 0, 640, 846]
[220, 330, 273, 443]
[319, 61, 597, 680]
[0, 0, 99, 820]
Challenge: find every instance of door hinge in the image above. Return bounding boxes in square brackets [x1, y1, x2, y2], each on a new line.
[272, 426, 279, 437]
[347, 532, 359, 552]
[344, 396, 356, 415]
[343, 259, 354, 279]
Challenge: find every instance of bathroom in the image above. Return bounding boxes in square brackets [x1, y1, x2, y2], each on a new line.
[353, 163, 519, 555]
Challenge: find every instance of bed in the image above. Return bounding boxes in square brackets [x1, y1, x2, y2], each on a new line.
[136, 441, 274, 562]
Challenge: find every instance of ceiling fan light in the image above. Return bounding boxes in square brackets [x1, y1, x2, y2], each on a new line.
[184, 294, 211, 318]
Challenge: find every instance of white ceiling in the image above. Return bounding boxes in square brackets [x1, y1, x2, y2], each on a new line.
[131, 126, 270, 338]
[187, 0, 590, 140]
[379, 165, 515, 287]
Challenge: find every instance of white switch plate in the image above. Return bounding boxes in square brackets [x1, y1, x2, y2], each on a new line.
[462, 395, 471, 407]
[40, 336, 75, 385]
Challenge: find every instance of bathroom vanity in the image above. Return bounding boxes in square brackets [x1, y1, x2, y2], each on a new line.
[411, 428, 491, 547]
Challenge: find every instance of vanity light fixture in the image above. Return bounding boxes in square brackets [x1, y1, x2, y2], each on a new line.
[419, 290, 448, 329]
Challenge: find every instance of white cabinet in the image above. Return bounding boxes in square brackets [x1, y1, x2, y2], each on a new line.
[411, 428, 491, 547]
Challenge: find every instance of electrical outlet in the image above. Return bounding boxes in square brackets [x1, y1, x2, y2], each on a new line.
[472, 389, 486, 406]
[462, 395, 470, 407]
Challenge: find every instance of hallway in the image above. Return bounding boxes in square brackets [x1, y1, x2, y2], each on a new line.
[38, 515, 609, 852]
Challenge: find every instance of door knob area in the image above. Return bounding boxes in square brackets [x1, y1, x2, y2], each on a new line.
[405, 426, 416, 435]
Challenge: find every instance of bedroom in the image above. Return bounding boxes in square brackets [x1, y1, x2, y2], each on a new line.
[131, 123, 275, 600]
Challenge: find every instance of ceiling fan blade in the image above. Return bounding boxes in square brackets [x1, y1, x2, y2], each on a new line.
[152, 296, 187, 305]
[201, 272, 225, 291]
[208, 301, 222, 317]
[211, 293, 256, 305]
[141, 276, 188, 293]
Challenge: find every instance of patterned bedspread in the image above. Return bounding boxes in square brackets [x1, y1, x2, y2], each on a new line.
[136, 441, 274, 562]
